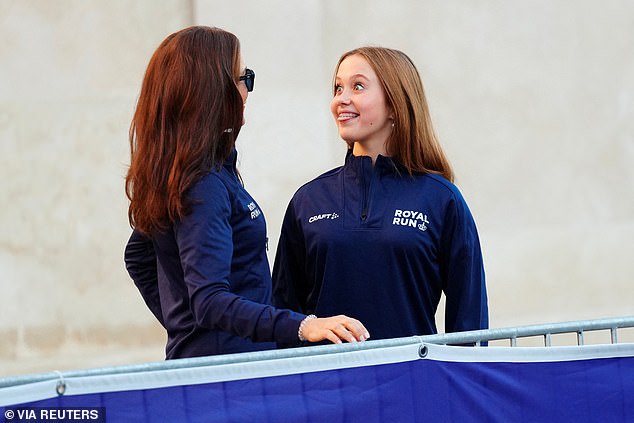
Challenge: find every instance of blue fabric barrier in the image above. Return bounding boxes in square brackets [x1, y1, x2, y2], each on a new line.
[2, 342, 633, 422]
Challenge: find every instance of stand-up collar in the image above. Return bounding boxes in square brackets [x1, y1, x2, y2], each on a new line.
[344, 149, 402, 175]
[223, 148, 239, 174]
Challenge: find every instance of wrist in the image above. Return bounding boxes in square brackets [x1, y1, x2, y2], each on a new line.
[298, 314, 317, 342]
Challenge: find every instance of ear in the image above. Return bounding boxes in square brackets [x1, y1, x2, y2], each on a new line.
[387, 105, 395, 121]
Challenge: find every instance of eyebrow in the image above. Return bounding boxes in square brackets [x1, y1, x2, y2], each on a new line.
[335, 73, 370, 81]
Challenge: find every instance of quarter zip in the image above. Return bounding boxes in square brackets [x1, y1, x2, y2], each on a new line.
[343, 152, 394, 231]
[360, 158, 376, 222]
[361, 159, 368, 221]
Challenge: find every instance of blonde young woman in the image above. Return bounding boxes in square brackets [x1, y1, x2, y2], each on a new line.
[273, 47, 488, 342]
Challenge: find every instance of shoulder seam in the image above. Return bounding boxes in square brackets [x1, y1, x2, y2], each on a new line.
[294, 165, 344, 194]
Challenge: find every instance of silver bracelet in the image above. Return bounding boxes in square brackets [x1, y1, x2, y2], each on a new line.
[298, 314, 317, 341]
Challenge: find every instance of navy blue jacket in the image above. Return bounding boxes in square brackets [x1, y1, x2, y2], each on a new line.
[125, 150, 305, 359]
[272, 152, 488, 340]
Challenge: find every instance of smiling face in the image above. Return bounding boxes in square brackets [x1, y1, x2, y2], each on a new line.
[331, 54, 393, 154]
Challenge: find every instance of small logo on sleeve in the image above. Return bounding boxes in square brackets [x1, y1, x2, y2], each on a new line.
[247, 201, 261, 219]
[392, 209, 429, 231]
[308, 212, 339, 223]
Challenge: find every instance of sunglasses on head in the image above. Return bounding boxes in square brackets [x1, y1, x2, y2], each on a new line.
[239, 68, 255, 92]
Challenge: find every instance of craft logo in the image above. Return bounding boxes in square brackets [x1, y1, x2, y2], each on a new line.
[392, 209, 429, 231]
[247, 202, 261, 220]
[308, 212, 339, 224]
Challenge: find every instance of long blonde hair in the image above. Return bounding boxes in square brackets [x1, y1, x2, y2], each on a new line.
[334, 47, 454, 182]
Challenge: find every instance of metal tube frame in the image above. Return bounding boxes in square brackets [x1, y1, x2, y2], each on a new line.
[2, 315, 633, 389]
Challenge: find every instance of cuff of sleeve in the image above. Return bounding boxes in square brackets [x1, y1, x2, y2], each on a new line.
[275, 310, 306, 346]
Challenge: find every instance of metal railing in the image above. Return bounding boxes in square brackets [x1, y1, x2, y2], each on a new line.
[1, 315, 633, 390]
[418, 315, 634, 347]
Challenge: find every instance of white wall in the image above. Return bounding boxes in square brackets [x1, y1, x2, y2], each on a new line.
[1, 0, 632, 376]
[0, 1, 190, 375]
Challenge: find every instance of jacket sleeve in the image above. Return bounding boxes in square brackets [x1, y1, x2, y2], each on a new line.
[439, 191, 489, 336]
[272, 199, 309, 314]
[124, 229, 165, 327]
[175, 175, 305, 346]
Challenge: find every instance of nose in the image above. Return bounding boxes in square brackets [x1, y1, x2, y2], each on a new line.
[336, 89, 351, 105]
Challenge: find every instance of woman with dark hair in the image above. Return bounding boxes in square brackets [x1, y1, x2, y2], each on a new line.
[273, 47, 488, 342]
[125, 26, 369, 359]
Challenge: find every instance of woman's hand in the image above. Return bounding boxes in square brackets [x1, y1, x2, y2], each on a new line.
[300, 315, 370, 344]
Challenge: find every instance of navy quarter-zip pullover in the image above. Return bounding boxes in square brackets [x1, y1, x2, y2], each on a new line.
[272, 151, 488, 340]
[125, 149, 305, 359]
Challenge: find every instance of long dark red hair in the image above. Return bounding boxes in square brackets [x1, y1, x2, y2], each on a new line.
[126, 26, 244, 235]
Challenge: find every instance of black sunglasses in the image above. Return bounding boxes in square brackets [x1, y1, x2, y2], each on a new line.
[239, 68, 255, 92]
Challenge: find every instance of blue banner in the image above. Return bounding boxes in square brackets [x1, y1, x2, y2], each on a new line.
[2, 342, 633, 422]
